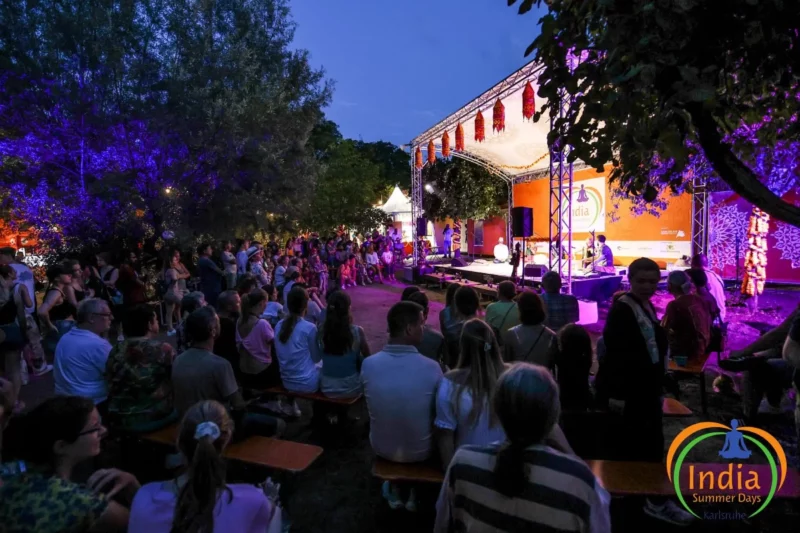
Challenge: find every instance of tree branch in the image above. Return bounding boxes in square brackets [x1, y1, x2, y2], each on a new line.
[687, 103, 800, 227]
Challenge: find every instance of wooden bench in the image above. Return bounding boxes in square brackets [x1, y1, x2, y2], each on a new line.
[373, 457, 800, 498]
[263, 385, 362, 406]
[668, 358, 709, 415]
[662, 397, 693, 417]
[143, 424, 323, 473]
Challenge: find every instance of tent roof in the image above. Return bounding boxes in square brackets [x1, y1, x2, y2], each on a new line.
[411, 61, 561, 178]
[380, 185, 411, 214]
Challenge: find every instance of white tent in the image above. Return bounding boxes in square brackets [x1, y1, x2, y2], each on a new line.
[380, 186, 411, 217]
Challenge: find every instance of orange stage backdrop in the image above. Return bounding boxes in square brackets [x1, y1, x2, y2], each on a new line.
[512, 166, 693, 267]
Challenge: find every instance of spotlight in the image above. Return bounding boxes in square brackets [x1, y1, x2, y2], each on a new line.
[425, 184, 434, 193]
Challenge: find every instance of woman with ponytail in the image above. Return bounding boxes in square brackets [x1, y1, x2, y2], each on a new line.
[662, 269, 712, 365]
[435, 318, 507, 466]
[129, 400, 281, 533]
[319, 290, 370, 399]
[435, 364, 610, 533]
[236, 289, 279, 389]
[274, 286, 321, 398]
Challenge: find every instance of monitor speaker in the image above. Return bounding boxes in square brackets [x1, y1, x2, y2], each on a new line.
[511, 207, 533, 238]
[451, 257, 468, 267]
[416, 217, 427, 237]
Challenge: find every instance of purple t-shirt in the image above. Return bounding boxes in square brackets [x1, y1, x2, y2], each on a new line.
[129, 481, 275, 533]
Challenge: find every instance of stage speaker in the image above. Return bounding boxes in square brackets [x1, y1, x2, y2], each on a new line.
[511, 207, 533, 238]
[451, 257, 468, 267]
[524, 264, 547, 278]
[416, 217, 427, 237]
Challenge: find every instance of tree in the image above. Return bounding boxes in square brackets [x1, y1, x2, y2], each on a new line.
[0, 0, 331, 257]
[304, 140, 391, 236]
[509, 0, 800, 226]
[422, 159, 507, 221]
[354, 141, 411, 198]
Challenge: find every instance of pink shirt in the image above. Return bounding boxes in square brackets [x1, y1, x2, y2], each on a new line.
[236, 319, 275, 364]
[129, 482, 276, 533]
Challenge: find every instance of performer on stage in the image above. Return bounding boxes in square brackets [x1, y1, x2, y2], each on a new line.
[493, 237, 509, 263]
[581, 235, 595, 268]
[510, 242, 522, 279]
[442, 224, 453, 258]
[594, 235, 614, 270]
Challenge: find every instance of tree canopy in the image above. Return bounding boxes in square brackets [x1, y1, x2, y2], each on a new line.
[509, 0, 800, 226]
[422, 159, 507, 221]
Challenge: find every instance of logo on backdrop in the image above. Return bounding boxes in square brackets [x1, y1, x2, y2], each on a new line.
[568, 177, 605, 232]
[667, 420, 787, 521]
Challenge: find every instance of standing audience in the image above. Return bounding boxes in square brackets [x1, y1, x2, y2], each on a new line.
[197, 243, 224, 308]
[662, 270, 712, 365]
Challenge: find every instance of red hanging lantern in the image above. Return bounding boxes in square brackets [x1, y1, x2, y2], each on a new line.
[415, 147, 423, 169]
[522, 81, 535, 120]
[475, 110, 485, 142]
[442, 131, 450, 158]
[427, 140, 436, 164]
[492, 99, 505, 133]
[455, 123, 464, 151]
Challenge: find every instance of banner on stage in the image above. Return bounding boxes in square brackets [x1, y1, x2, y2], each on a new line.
[567, 177, 606, 233]
[612, 240, 692, 260]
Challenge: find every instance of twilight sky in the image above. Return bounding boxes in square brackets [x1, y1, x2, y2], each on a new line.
[290, 1, 546, 147]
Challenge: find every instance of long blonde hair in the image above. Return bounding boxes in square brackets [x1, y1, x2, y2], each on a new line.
[449, 318, 505, 428]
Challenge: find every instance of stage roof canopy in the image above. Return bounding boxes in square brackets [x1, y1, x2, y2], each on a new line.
[411, 61, 559, 179]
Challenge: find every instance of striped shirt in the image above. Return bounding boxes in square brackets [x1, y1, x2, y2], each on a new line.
[435, 443, 611, 533]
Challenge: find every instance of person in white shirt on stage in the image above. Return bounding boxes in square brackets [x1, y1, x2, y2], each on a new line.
[442, 224, 454, 259]
[493, 238, 509, 264]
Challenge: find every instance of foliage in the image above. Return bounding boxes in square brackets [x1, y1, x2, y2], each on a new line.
[304, 140, 391, 236]
[0, 0, 331, 259]
[509, 0, 800, 226]
[353, 141, 411, 198]
[422, 158, 507, 221]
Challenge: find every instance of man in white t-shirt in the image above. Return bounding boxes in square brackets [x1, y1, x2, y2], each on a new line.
[361, 301, 443, 510]
[54, 299, 113, 406]
[0, 247, 51, 376]
[691, 253, 726, 321]
[221, 241, 238, 290]
[235, 239, 250, 279]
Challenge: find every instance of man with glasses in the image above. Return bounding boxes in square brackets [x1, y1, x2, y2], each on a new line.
[54, 299, 114, 412]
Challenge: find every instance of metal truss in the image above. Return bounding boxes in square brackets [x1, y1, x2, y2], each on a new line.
[548, 90, 574, 293]
[691, 172, 709, 257]
[411, 61, 544, 146]
[410, 151, 423, 267]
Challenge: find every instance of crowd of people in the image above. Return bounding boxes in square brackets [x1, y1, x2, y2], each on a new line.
[0, 237, 798, 532]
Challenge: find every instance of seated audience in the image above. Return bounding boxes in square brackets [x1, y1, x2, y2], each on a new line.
[691, 253, 726, 322]
[380, 245, 396, 282]
[443, 287, 480, 369]
[237, 289, 279, 389]
[540, 271, 579, 332]
[361, 301, 443, 511]
[274, 286, 322, 400]
[235, 275, 259, 297]
[595, 257, 691, 525]
[0, 396, 137, 532]
[319, 290, 370, 399]
[260, 284, 284, 327]
[502, 292, 557, 369]
[720, 303, 800, 420]
[484, 281, 520, 341]
[171, 307, 285, 438]
[105, 304, 176, 433]
[54, 298, 113, 407]
[214, 290, 242, 374]
[685, 268, 720, 319]
[364, 245, 382, 283]
[662, 270, 712, 364]
[400, 286, 421, 301]
[438, 283, 460, 336]
[175, 291, 206, 354]
[434, 363, 610, 533]
[555, 324, 594, 411]
[128, 400, 281, 533]
[407, 291, 447, 367]
[435, 319, 507, 467]
[337, 258, 355, 289]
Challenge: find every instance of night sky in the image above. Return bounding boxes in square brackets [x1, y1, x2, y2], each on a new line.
[291, 1, 546, 146]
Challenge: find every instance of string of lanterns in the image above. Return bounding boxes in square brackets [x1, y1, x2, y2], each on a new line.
[741, 207, 769, 297]
[414, 82, 536, 168]
[499, 151, 549, 171]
